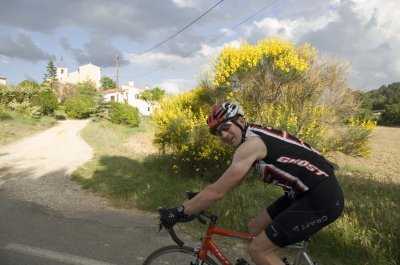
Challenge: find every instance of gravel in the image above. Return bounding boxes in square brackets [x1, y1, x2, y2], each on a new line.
[0, 119, 111, 214]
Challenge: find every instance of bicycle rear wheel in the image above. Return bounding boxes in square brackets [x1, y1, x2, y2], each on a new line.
[143, 245, 218, 265]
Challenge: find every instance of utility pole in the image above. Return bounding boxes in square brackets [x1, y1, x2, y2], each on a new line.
[116, 54, 119, 89]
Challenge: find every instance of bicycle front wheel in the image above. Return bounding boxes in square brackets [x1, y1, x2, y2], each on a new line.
[143, 245, 218, 265]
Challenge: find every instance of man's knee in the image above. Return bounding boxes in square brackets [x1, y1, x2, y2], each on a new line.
[247, 218, 260, 235]
[248, 232, 280, 264]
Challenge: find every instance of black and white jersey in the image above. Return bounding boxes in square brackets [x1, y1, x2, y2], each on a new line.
[247, 124, 334, 196]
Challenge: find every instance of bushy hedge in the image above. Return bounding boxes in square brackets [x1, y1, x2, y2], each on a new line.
[0, 84, 58, 117]
[109, 101, 140, 127]
[379, 103, 400, 126]
[151, 90, 233, 180]
[64, 95, 96, 119]
[151, 38, 377, 179]
[31, 89, 59, 115]
[0, 104, 6, 118]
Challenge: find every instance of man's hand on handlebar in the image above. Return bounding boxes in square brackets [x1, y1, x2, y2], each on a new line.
[159, 205, 196, 229]
[159, 192, 200, 229]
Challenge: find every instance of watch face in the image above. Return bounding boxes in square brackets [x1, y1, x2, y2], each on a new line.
[177, 205, 184, 213]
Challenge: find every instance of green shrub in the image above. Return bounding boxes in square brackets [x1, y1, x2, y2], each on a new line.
[379, 103, 400, 126]
[64, 95, 96, 119]
[109, 102, 140, 127]
[31, 88, 59, 115]
[8, 99, 41, 119]
[0, 104, 6, 118]
[151, 38, 377, 181]
[0, 83, 58, 116]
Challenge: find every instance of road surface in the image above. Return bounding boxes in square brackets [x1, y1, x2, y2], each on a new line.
[0, 119, 170, 265]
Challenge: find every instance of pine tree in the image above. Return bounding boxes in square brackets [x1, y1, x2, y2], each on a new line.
[43, 60, 57, 86]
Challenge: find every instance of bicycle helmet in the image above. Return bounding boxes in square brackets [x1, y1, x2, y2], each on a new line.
[207, 102, 245, 135]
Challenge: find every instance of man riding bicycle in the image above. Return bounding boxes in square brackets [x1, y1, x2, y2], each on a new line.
[160, 102, 344, 265]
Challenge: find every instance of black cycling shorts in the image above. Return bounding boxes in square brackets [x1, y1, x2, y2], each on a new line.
[265, 176, 344, 247]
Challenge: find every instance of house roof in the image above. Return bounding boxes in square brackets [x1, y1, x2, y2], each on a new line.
[0, 76, 6, 80]
[103, 88, 123, 94]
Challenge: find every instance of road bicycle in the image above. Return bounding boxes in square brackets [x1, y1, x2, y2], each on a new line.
[143, 192, 318, 265]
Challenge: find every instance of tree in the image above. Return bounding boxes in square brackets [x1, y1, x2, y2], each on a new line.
[77, 80, 98, 97]
[365, 82, 400, 110]
[379, 103, 400, 126]
[152, 37, 376, 179]
[17, 80, 40, 89]
[64, 95, 96, 119]
[140, 87, 166, 105]
[100, 76, 117, 89]
[210, 39, 376, 156]
[53, 82, 80, 103]
[43, 60, 57, 86]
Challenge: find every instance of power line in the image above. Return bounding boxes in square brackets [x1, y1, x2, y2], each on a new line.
[132, 0, 280, 78]
[133, 0, 223, 57]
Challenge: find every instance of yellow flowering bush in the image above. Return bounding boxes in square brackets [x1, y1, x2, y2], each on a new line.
[152, 37, 376, 179]
[213, 38, 316, 89]
[151, 89, 233, 179]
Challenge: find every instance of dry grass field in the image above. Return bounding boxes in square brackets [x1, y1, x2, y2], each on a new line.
[331, 126, 400, 183]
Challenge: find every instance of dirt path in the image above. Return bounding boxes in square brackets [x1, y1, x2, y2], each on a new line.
[0, 119, 110, 213]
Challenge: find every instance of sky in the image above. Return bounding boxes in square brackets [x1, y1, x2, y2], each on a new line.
[1, 0, 399, 93]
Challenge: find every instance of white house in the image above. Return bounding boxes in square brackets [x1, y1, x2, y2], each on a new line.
[0, 76, 6, 85]
[103, 81, 154, 115]
[57, 63, 101, 88]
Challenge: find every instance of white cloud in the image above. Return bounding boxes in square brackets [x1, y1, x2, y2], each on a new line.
[157, 79, 194, 94]
[219, 27, 236, 38]
[126, 52, 180, 67]
[249, 13, 338, 44]
[236, 0, 400, 89]
[171, 0, 202, 8]
[0, 55, 9, 64]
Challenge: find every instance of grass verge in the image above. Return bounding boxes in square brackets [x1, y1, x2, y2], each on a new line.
[0, 111, 57, 146]
[73, 121, 400, 265]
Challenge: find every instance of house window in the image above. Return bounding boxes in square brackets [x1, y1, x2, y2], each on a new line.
[135, 94, 139, 99]
[148, 107, 151, 112]
[111, 95, 115, 101]
[61, 69, 64, 74]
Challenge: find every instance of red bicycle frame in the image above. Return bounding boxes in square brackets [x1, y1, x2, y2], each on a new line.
[197, 224, 255, 265]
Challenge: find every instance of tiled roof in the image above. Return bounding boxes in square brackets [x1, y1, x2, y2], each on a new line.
[103, 88, 122, 94]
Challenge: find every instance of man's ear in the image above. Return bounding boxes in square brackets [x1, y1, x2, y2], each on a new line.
[237, 116, 246, 126]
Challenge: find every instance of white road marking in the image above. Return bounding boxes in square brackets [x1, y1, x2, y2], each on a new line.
[5, 243, 117, 265]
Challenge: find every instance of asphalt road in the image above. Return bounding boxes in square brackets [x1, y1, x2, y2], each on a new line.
[0, 194, 175, 265]
[0, 120, 173, 265]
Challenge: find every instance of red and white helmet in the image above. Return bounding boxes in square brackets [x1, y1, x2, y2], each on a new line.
[207, 102, 244, 135]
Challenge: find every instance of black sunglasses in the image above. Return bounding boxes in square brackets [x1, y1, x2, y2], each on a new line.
[215, 121, 233, 137]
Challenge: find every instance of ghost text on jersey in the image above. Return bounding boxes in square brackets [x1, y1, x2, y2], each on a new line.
[276, 156, 329, 177]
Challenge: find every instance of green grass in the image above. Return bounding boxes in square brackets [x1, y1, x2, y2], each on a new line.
[0, 111, 57, 146]
[72, 120, 400, 265]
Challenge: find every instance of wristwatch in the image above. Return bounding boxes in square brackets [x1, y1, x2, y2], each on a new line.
[176, 205, 185, 216]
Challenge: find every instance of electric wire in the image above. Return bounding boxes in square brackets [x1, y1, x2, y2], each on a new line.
[131, 0, 280, 77]
[133, 0, 223, 57]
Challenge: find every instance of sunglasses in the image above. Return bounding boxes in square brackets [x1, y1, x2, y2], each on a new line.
[215, 121, 233, 137]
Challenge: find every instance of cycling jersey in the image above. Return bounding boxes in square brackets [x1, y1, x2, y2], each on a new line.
[247, 124, 334, 196]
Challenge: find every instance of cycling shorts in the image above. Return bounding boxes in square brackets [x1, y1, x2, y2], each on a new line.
[265, 176, 344, 247]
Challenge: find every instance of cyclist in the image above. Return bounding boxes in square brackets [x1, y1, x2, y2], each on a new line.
[160, 102, 344, 265]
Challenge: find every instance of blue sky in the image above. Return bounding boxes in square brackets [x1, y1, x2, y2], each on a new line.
[1, 0, 399, 93]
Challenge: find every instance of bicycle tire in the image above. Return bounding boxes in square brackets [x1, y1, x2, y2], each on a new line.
[143, 245, 218, 265]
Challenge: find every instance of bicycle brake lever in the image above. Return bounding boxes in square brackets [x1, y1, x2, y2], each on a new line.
[197, 215, 207, 225]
